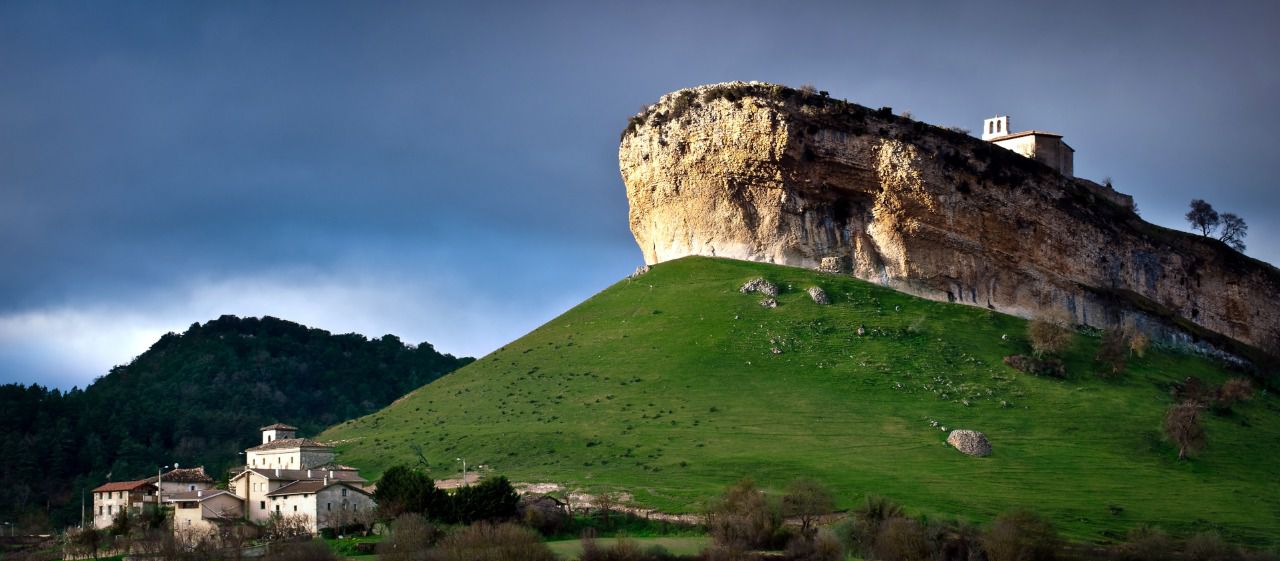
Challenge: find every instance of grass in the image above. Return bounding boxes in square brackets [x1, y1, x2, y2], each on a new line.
[322, 257, 1280, 547]
[324, 534, 382, 559]
[546, 536, 711, 559]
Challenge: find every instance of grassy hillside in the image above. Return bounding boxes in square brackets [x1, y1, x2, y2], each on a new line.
[322, 257, 1279, 545]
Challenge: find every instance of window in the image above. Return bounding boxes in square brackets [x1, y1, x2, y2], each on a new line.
[260, 501, 266, 510]
[341, 489, 348, 497]
[293, 505, 298, 512]
[326, 503, 331, 512]
[275, 505, 280, 513]
[189, 485, 195, 491]
[98, 506, 103, 515]
[108, 505, 113, 515]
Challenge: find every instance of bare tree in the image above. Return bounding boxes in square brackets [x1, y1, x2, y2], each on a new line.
[1027, 318, 1073, 358]
[782, 478, 834, 538]
[1217, 213, 1248, 251]
[1164, 401, 1206, 460]
[1186, 199, 1220, 236]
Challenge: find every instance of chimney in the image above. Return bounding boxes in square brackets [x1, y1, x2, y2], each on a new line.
[307, 470, 312, 478]
[274, 468, 280, 477]
[328, 470, 334, 478]
[323, 476, 329, 486]
[197, 490, 203, 498]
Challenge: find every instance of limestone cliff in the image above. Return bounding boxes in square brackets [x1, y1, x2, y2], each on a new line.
[620, 82, 1279, 359]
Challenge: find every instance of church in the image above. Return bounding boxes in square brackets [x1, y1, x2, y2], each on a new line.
[981, 115, 1074, 177]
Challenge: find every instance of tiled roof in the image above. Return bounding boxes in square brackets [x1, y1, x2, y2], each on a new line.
[92, 480, 155, 493]
[267, 480, 371, 497]
[246, 437, 332, 451]
[986, 129, 1063, 141]
[146, 466, 215, 484]
[259, 423, 299, 431]
[165, 489, 241, 502]
[233, 467, 366, 483]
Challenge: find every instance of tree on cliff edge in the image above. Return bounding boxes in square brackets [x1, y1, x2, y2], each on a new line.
[1185, 199, 1247, 251]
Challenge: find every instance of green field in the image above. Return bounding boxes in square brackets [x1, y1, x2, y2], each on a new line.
[322, 257, 1280, 546]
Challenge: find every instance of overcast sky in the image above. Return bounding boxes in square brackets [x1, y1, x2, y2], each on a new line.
[2, 1, 1277, 389]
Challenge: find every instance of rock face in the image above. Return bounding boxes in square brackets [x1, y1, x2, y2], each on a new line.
[947, 430, 992, 457]
[620, 82, 1280, 359]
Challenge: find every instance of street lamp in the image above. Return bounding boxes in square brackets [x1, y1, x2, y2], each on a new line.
[455, 458, 466, 486]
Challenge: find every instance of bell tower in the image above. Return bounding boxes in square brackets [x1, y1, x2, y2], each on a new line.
[260, 423, 298, 444]
[982, 115, 1009, 140]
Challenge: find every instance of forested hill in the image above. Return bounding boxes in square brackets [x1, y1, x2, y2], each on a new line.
[0, 315, 472, 530]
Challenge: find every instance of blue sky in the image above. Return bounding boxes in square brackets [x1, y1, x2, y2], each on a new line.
[2, 0, 1277, 389]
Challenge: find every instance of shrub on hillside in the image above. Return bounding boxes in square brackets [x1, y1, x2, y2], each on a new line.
[982, 509, 1058, 561]
[923, 520, 981, 561]
[424, 522, 557, 561]
[846, 495, 905, 556]
[781, 478, 835, 538]
[374, 465, 448, 520]
[378, 513, 441, 561]
[1095, 329, 1130, 377]
[1003, 355, 1066, 378]
[580, 533, 690, 561]
[1218, 377, 1255, 407]
[706, 479, 780, 550]
[264, 541, 341, 561]
[873, 517, 931, 561]
[1184, 531, 1241, 561]
[1027, 318, 1073, 357]
[783, 527, 844, 561]
[1111, 525, 1177, 561]
[451, 476, 521, 524]
[1164, 400, 1206, 460]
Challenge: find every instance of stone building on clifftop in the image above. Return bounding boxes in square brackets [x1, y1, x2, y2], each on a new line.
[982, 115, 1074, 177]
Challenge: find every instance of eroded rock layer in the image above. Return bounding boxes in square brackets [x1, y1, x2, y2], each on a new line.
[620, 82, 1279, 358]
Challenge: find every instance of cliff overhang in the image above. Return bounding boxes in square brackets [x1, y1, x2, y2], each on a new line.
[619, 82, 1280, 366]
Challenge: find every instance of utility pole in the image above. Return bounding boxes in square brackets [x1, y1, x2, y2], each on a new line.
[456, 457, 466, 486]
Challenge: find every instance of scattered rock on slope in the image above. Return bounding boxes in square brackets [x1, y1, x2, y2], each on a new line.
[808, 286, 829, 305]
[740, 277, 779, 297]
[947, 429, 992, 457]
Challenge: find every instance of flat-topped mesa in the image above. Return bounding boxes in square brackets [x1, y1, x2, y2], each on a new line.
[619, 82, 1280, 360]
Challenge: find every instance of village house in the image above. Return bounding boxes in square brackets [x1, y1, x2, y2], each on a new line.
[981, 115, 1074, 177]
[228, 423, 376, 533]
[90, 480, 157, 529]
[166, 489, 244, 538]
[148, 466, 216, 496]
[90, 422, 376, 538]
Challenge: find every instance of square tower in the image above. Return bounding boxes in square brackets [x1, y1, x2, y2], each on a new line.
[260, 422, 298, 444]
[982, 116, 1010, 140]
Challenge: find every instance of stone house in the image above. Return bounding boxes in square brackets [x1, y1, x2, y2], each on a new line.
[264, 479, 375, 533]
[90, 480, 157, 529]
[147, 466, 216, 497]
[982, 115, 1074, 177]
[166, 489, 244, 538]
[228, 423, 376, 532]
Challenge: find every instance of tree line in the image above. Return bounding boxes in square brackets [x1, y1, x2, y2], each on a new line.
[0, 315, 472, 531]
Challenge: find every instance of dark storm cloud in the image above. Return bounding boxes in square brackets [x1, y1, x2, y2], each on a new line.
[2, 0, 1277, 388]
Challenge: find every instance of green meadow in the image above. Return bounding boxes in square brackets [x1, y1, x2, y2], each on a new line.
[322, 257, 1279, 546]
